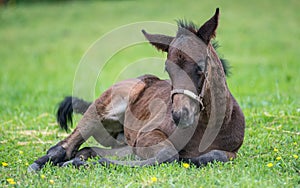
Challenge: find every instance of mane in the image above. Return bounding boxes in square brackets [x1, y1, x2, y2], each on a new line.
[212, 41, 231, 76]
[176, 19, 198, 34]
[176, 19, 231, 76]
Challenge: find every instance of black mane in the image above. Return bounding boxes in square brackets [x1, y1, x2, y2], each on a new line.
[177, 19, 198, 34]
[212, 41, 231, 76]
[176, 19, 231, 76]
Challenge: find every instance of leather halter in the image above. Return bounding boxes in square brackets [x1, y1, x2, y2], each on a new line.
[170, 51, 210, 111]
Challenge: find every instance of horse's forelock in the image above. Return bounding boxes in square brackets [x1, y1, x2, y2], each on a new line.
[176, 20, 198, 35]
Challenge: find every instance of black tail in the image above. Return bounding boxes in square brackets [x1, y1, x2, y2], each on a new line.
[56, 96, 92, 132]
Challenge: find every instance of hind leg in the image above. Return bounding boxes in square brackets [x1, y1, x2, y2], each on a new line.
[28, 101, 122, 172]
[28, 103, 102, 172]
[28, 79, 143, 172]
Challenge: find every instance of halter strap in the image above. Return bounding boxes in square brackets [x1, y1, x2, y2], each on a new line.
[170, 51, 210, 111]
[171, 89, 204, 106]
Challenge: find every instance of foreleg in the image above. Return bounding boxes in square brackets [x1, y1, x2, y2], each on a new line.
[60, 145, 133, 167]
[186, 150, 236, 167]
[97, 130, 179, 167]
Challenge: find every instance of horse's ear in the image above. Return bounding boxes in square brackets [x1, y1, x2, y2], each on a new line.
[197, 8, 220, 44]
[142, 30, 174, 52]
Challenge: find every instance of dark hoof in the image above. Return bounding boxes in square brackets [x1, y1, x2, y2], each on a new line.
[27, 162, 42, 173]
[195, 150, 228, 167]
[27, 155, 49, 172]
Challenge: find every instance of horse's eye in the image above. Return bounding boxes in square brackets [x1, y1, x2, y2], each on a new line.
[177, 52, 185, 61]
[196, 65, 202, 73]
[196, 60, 205, 72]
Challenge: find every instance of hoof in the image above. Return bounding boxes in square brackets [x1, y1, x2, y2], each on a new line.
[27, 155, 49, 172]
[28, 145, 66, 172]
[27, 162, 41, 173]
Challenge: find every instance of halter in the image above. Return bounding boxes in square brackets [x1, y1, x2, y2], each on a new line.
[170, 49, 210, 111]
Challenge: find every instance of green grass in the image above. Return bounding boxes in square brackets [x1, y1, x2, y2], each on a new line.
[0, 0, 299, 187]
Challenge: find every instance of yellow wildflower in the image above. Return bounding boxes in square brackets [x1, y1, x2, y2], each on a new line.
[151, 177, 157, 182]
[41, 175, 46, 179]
[7, 178, 16, 185]
[7, 178, 14, 182]
[293, 154, 299, 159]
[273, 148, 278, 152]
[25, 162, 29, 166]
[267, 163, 273, 167]
[2, 162, 8, 167]
[276, 156, 282, 160]
[9, 181, 16, 185]
[182, 163, 190, 169]
[19, 150, 24, 155]
[49, 180, 54, 184]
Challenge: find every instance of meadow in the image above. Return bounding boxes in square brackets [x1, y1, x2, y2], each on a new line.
[0, 0, 299, 187]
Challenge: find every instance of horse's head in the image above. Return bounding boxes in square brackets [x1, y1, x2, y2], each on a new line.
[143, 8, 221, 128]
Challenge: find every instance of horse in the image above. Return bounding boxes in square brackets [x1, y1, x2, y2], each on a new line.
[28, 8, 245, 172]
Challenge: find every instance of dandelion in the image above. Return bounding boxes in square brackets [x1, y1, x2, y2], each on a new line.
[19, 150, 24, 155]
[40, 174, 46, 179]
[2, 162, 8, 167]
[7, 178, 16, 185]
[273, 148, 278, 152]
[276, 156, 282, 160]
[9, 181, 16, 185]
[151, 177, 157, 182]
[267, 163, 273, 167]
[293, 154, 298, 159]
[182, 163, 190, 169]
[25, 162, 29, 166]
[49, 179, 54, 185]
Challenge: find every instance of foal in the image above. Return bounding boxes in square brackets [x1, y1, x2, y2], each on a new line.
[28, 8, 245, 171]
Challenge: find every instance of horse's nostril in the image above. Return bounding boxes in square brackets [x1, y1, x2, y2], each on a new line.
[172, 108, 190, 125]
[172, 111, 181, 125]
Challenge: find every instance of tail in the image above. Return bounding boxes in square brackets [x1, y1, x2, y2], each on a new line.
[56, 96, 92, 132]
